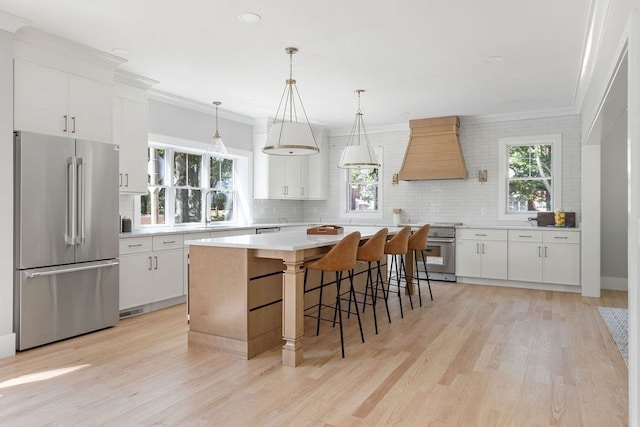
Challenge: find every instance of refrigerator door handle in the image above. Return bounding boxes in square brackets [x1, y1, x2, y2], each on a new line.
[66, 156, 77, 245]
[24, 260, 120, 278]
[76, 157, 85, 245]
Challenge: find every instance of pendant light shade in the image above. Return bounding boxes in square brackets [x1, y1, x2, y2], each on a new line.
[339, 90, 380, 168]
[211, 101, 228, 154]
[263, 47, 319, 156]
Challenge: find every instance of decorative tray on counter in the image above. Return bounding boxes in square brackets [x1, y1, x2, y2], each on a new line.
[307, 225, 344, 235]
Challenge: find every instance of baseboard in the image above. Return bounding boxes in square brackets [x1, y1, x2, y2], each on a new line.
[601, 276, 628, 291]
[457, 277, 582, 293]
[0, 332, 16, 359]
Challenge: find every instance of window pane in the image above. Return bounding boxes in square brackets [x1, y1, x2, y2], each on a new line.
[140, 187, 166, 225]
[508, 144, 551, 178]
[221, 159, 233, 189]
[350, 168, 378, 183]
[173, 152, 202, 187]
[508, 179, 552, 212]
[210, 157, 234, 190]
[348, 183, 378, 211]
[148, 148, 165, 185]
[175, 189, 202, 223]
[208, 190, 234, 222]
[210, 157, 221, 188]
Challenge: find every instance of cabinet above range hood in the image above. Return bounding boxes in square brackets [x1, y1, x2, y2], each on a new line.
[398, 115, 468, 180]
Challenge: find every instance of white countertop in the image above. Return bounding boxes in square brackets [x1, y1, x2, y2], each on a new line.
[185, 226, 404, 251]
[119, 222, 312, 238]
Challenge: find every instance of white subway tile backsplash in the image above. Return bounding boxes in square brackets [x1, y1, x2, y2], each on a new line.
[303, 114, 581, 225]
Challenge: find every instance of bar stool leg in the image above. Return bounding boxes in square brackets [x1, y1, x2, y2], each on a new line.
[363, 262, 379, 334]
[400, 255, 414, 310]
[316, 271, 324, 336]
[349, 269, 365, 343]
[376, 260, 392, 324]
[413, 250, 423, 307]
[389, 254, 404, 318]
[334, 271, 345, 358]
[420, 249, 433, 301]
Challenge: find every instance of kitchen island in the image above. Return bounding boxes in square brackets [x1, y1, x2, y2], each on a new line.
[186, 226, 404, 367]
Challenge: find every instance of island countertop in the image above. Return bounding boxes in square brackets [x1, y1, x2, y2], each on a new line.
[185, 226, 406, 251]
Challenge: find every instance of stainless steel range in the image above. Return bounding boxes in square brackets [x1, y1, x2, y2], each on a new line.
[409, 222, 461, 282]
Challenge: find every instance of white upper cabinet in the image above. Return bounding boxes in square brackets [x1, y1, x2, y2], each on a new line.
[113, 96, 149, 194]
[14, 60, 113, 143]
[254, 125, 328, 200]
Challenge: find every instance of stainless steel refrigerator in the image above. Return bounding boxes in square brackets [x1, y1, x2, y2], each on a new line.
[14, 131, 120, 350]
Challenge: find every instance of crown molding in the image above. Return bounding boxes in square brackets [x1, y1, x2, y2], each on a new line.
[14, 27, 125, 70]
[148, 89, 254, 125]
[114, 69, 159, 90]
[459, 107, 580, 125]
[0, 10, 29, 33]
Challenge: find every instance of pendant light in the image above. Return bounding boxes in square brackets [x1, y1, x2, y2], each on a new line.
[262, 47, 319, 156]
[338, 90, 380, 168]
[211, 101, 228, 154]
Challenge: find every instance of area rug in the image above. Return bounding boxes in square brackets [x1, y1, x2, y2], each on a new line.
[598, 306, 628, 366]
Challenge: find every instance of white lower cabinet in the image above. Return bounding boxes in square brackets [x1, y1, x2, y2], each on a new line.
[119, 235, 184, 311]
[508, 230, 580, 286]
[456, 229, 508, 280]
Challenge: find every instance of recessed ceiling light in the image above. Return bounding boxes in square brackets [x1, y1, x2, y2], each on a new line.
[238, 12, 261, 23]
[111, 47, 129, 56]
[484, 56, 503, 63]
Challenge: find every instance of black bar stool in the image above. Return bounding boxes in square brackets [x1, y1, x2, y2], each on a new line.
[407, 224, 432, 306]
[354, 228, 390, 334]
[303, 231, 364, 358]
[384, 226, 412, 318]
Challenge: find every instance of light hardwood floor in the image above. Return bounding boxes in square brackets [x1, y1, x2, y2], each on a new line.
[0, 282, 628, 426]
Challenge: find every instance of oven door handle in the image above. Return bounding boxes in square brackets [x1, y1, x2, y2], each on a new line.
[428, 237, 456, 244]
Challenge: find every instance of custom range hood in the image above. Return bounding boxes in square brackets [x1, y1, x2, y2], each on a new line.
[398, 116, 468, 180]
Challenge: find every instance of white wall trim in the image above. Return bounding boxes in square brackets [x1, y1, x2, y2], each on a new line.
[148, 90, 254, 125]
[13, 27, 126, 70]
[461, 108, 579, 125]
[0, 333, 16, 359]
[600, 276, 628, 290]
[497, 134, 562, 221]
[0, 10, 29, 33]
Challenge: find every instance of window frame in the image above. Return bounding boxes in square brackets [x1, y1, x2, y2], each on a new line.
[497, 134, 562, 221]
[341, 145, 383, 219]
[141, 143, 237, 227]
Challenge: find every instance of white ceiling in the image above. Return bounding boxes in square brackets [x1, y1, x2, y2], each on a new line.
[0, 0, 592, 130]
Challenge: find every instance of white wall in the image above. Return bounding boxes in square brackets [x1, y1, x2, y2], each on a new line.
[303, 115, 582, 225]
[0, 29, 15, 358]
[601, 109, 628, 289]
[579, 1, 639, 424]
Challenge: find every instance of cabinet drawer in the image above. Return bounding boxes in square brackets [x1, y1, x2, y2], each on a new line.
[152, 235, 184, 251]
[120, 237, 152, 255]
[508, 230, 543, 242]
[458, 228, 507, 241]
[543, 231, 580, 244]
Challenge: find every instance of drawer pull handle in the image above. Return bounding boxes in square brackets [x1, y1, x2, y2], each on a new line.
[128, 243, 143, 248]
[474, 233, 487, 237]
[163, 240, 176, 244]
[554, 236, 568, 239]
[519, 235, 532, 238]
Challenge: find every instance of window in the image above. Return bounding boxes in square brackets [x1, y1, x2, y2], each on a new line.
[498, 134, 561, 220]
[141, 145, 235, 226]
[347, 168, 379, 212]
[343, 146, 383, 217]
